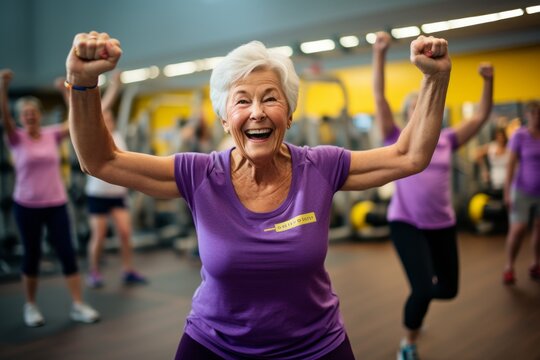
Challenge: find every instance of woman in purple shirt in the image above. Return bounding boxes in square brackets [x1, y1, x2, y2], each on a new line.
[372, 32, 494, 360]
[65, 30, 451, 359]
[503, 100, 540, 284]
[0, 69, 99, 327]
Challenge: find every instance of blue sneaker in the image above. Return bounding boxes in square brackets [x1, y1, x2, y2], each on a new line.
[123, 271, 148, 286]
[397, 340, 420, 360]
[86, 272, 104, 288]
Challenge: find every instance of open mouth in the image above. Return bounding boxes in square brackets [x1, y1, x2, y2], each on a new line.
[245, 128, 273, 140]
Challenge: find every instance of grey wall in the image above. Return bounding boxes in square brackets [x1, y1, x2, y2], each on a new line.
[0, 0, 34, 87]
[1, 0, 538, 90]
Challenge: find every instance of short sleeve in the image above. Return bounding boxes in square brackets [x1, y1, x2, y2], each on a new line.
[305, 146, 351, 192]
[174, 152, 213, 207]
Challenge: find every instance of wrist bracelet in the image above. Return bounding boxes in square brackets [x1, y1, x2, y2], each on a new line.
[64, 80, 98, 91]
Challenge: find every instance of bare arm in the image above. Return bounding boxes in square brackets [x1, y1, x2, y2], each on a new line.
[504, 150, 518, 207]
[454, 63, 494, 146]
[0, 69, 16, 138]
[101, 70, 121, 112]
[343, 36, 451, 190]
[53, 77, 71, 138]
[66, 31, 180, 199]
[372, 31, 396, 138]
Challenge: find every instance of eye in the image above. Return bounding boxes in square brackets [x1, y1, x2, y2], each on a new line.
[264, 96, 277, 102]
[236, 99, 250, 105]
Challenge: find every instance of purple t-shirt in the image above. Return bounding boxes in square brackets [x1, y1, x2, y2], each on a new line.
[7, 125, 68, 208]
[384, 125, 459, 229]
[508, 126, 540, 196]
[174, 144, 351, 360]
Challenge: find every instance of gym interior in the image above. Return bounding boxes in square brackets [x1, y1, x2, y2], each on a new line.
[1, 1, 539, 359]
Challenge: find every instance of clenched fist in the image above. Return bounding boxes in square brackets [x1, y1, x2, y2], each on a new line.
[65, 31, 122, 88]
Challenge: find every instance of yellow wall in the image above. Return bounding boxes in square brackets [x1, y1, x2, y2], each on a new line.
[321, 44, 540, 125]
[131, 89, 216, 155]
[131, 44, 540, 148]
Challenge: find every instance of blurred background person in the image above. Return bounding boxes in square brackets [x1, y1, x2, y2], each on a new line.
[502, 100, 540, 285]
[371, 32, 494, 360]
[0, 69, 99, 327]
[58, 71, 148, 288]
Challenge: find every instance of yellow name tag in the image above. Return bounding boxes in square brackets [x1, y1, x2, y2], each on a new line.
[264, 212, 317, 232]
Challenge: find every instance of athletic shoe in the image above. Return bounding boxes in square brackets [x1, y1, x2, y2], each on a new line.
[123, 271, 148, 286]
[529, 265, 540, 281]
[503, 269, 516, 285]
[86, 272, 104, 288]
[70, 302, 100, 323]
[397, 339, 420, 360]
[23, 303, 45, 327]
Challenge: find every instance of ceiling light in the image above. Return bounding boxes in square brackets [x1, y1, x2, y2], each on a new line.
[421, 21, 451, 33]
[163, 62, 197, 77]
[498, 9, 524, 19]
[269, 46, 293, 57]
[526, 5, 540, 14]
[449, 13, 499, 28]
[120, 67, 160, 84]
[339, 36, 360, 48]
[391, 26, 420, 39]
[300, 39, 335, 54]
[422, 8, 525, 34]
[365, 33, 377, 44]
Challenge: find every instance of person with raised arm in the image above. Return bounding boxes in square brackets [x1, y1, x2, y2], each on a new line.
[372, 31, 493, 360]
[65, 30, 450, 359]
[0, 69, 99, 327]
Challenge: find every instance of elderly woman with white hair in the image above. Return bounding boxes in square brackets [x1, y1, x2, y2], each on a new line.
[65, 31, 451, 359]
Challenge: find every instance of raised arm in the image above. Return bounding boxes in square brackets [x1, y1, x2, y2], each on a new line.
[53, 76, 71, 138]
[101, 70, 122, 112]
[372, 31, 397, 138]
[66, 31, 179, 199]
[343, 35, 451, 191]
[454, 63, 494, 146]
[0, 69, 17, 138]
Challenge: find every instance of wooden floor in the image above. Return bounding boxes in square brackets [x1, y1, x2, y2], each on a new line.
[1, 231, 539, 360]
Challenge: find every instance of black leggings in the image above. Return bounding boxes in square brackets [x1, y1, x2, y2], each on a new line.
[174, 333, 355, 359]
[13, 203, 78, 276]
[390, 221, 459, 330]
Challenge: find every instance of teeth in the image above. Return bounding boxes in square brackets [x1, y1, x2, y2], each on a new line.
[246, 129, 271, 135]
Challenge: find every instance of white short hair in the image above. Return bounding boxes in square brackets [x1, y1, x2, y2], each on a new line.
[15, 96, 42, 117]
[210, 41, 299, 120]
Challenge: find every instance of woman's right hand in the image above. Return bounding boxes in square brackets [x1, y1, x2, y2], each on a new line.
[65, 31, 122, 88]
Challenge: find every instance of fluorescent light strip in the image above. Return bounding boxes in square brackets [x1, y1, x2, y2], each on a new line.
[120, 66, 160, 84]
[300, 39, 335, 54]
[339, 36, 359, 48]
[391, 26, 420, 39]
[164, 56, 225, 77]
[526, 5, 540, 14]
[163, 62, 197, 77]
[269, 46, 293, 57]
[498, 9, 524, 19]
[365, 33, 377, 45]
[422, 8, 525, 33]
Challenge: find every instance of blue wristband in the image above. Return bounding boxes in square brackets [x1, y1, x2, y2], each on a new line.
[64, 80, 98, 91]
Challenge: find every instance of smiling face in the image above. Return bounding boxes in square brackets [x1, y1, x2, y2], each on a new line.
[222, 67, 291, 164]
[19, 102, 42, 132]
